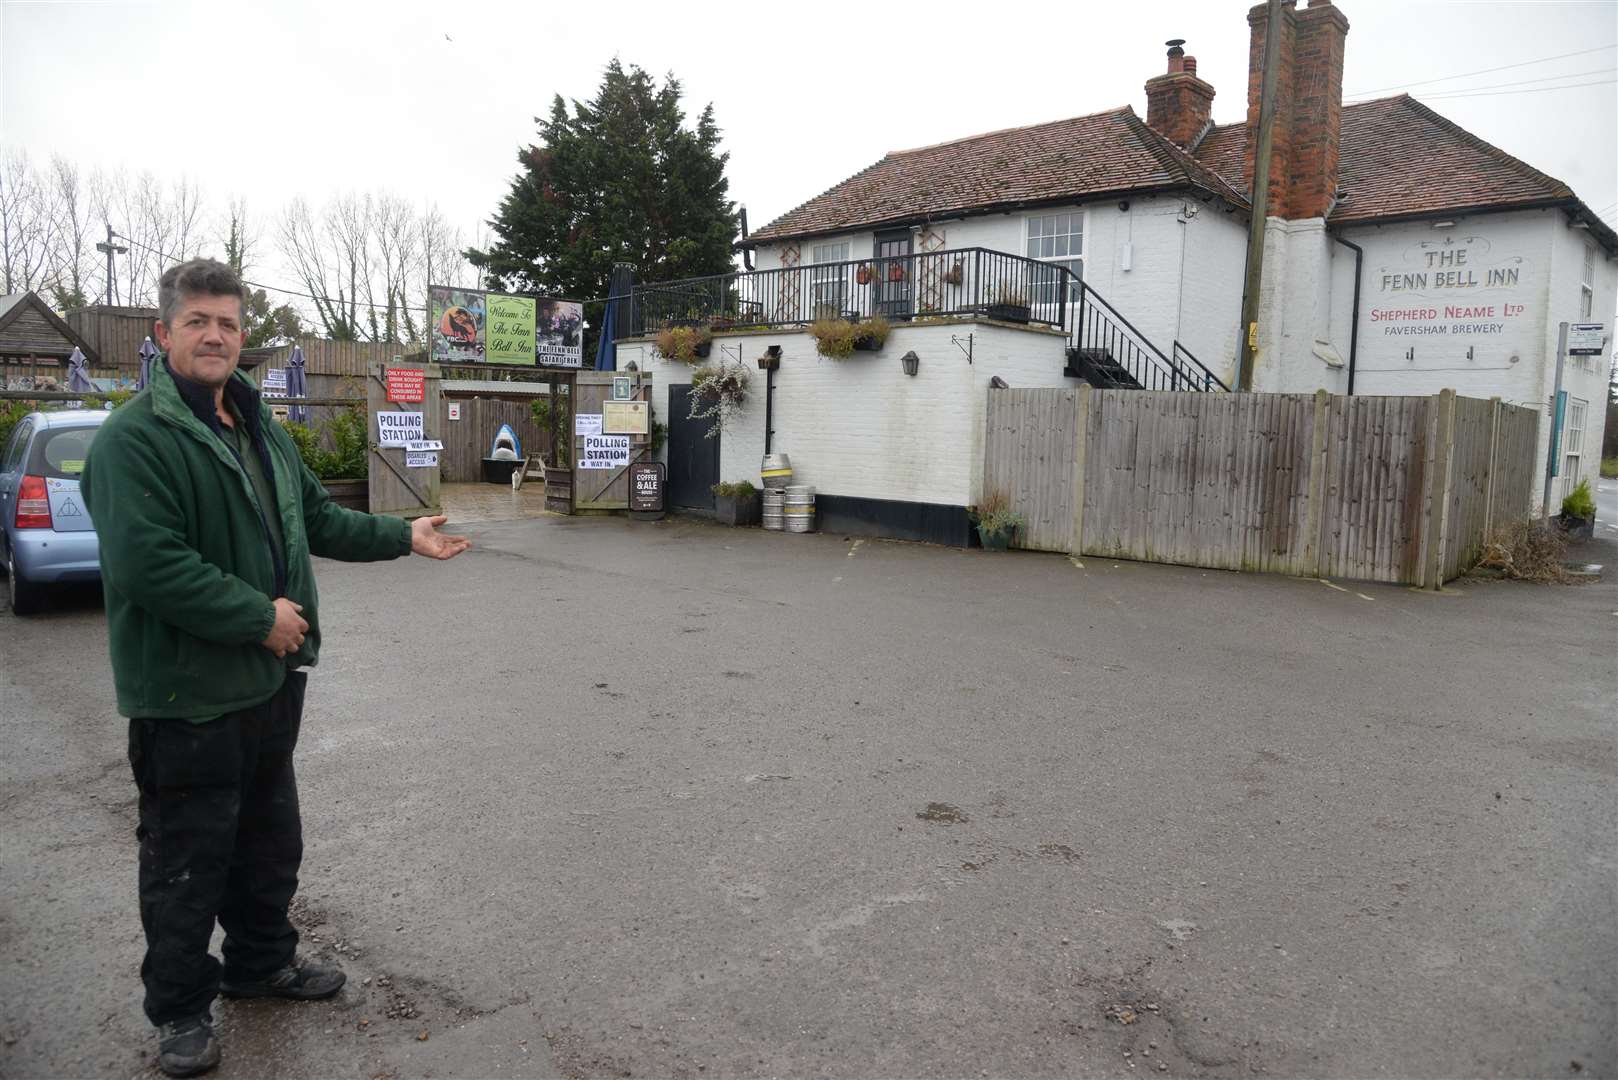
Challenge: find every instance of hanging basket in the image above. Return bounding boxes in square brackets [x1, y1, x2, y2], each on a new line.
[943, 263, 964, 286]
[887, 263, 907, 283]
[855, 264, 874, 286]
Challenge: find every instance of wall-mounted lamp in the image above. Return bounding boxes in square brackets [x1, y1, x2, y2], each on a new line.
[625, 360, 638, 372]
[900, 350, 919, 377]
[757, 345, 781, 371]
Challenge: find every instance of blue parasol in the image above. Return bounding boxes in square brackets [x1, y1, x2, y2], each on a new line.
[593, 263, 635, 371]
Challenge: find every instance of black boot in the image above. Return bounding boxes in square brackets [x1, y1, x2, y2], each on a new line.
[157, 1013, 220, 1078]
[220, 954, 346, 1001]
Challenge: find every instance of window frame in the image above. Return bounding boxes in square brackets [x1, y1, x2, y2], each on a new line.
[1579, 243, 1595, 322]
[1563, 396, 1587, 488]
[1023, 210, 1086, 308]
[810, 240, 852, 319]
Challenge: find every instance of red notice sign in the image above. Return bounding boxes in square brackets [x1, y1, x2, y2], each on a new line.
[386, 367, 425, 403]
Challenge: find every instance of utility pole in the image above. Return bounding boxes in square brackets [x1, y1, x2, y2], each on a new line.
[1236, 0, 1284, 392]
[95, 224, 128, 306]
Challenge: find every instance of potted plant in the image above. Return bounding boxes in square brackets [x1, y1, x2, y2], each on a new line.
[282, 407, 370, 509]
[971, 490, 1024, 550]
[808, 315, 892, 359]
[984, 286, 1032, 324]
[655, 325, 714, 363]
[688, 360, 750, 438]
[1559, 477, 1596, 541]
[712, 480, 761, 526]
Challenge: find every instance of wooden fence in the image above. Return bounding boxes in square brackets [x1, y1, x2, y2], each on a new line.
[983, 387, 1540, 587]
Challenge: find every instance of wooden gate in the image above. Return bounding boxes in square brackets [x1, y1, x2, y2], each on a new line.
[571, 370, 654, 511]
[366, 359, 442, 518]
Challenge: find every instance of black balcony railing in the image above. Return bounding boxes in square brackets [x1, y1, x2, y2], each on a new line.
[626, 247, 1228, 392]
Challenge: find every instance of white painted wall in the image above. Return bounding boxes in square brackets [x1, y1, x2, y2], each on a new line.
[1325, 209, 1615, 512]
[621, 321, 1073, 510]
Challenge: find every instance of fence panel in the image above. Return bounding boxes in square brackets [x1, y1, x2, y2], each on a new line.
[985, 388, 1538, 586]
[1080, 391, 1316, 573]
[983, 387, 1078, 552]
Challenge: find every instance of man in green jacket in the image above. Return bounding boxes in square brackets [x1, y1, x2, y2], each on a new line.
[81, 258, 469, 1078]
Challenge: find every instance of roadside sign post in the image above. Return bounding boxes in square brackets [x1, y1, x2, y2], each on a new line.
[1541, 321, 1568, 524]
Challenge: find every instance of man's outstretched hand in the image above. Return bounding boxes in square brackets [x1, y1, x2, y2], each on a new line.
[411, 515, 471, 560]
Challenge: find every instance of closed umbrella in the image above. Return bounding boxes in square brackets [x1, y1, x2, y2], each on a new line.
[66, 347, 96, 394]
[593, 263, 635, 371]
[137, 336, 157, 390]
[286, 344, 309, 424]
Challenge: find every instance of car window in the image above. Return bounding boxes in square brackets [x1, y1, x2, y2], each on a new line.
[26, 425, 100, 480]
[2, 420, 33, 473]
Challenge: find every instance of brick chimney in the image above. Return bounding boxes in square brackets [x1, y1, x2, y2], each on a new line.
[1145, 38, 1216, 149]
[1244, 0, 1350, 219]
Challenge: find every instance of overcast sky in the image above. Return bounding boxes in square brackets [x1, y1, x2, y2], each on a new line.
[2, 0, 1615, 298]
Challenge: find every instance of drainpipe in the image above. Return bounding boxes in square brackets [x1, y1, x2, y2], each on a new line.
[764, 363, 775, 455]
[1330, 231, 1363, 395]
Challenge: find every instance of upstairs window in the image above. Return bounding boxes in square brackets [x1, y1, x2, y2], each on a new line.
[1026, 213, 1083, 305]
[1580, 243, 1595, 321]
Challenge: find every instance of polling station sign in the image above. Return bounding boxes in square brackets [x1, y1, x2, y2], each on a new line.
[376, 411, 425, 448]
[578, 434, 630, 470]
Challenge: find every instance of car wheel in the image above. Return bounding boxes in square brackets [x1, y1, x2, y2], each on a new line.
[6, 554, 44, 615]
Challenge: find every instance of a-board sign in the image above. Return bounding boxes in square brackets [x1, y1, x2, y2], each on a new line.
[575, 413, 603, 436]
[630, 461, 665, 513]
[386, 367, 426, 403]
[376, 411, 425, 447]
[578, 434, 631, 470]
[601, 400, 649, 435]
[1568, 323, 1605, 356]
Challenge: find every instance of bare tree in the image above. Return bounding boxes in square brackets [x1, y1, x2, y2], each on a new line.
[48, 156, 103, 308]
[0, 149, 60, 295]
[279, 193, 371, 340]
[106, 171, 206, 305]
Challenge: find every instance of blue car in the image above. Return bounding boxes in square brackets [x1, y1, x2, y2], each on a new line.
[1, 408, 109, 615]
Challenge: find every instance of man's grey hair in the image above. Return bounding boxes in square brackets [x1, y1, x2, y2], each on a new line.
[158, 258, 249, 326]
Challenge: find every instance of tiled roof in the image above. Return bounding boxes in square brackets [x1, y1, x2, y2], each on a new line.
[747, 107, 1249, 244]
[1192, 95, 1616, 248]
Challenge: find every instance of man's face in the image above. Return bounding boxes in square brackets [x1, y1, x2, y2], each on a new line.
[155, 292, 245, 388]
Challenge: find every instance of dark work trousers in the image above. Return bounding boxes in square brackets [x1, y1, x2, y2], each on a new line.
[127, 671, 308, 1025]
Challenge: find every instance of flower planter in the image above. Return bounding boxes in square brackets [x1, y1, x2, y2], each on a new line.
[985, 303, 1031, 324]
[693, 340, 713, 359]
[977, 524, 1013, 551]
[1559, 513, 1595, 542]
[851, 335, 883, 352]
[855, 265, 875, 286]
[714, 492, 761, 527]
[322, 478, 368, 511]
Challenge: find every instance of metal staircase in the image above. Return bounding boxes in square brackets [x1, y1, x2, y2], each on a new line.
[1061, 275, 1228, 392]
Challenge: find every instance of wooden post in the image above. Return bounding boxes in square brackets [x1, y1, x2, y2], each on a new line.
[1481, 395, 1501, 542]
[1302, 388, 1330, 576]
[1423, 388, 1457, 589]
[1070, 384, 1092, 555]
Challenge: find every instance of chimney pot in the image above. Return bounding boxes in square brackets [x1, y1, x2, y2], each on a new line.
[1184, 56, 1198, 75]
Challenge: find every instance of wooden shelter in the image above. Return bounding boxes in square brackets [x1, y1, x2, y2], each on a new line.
[0, 292, 100, 389]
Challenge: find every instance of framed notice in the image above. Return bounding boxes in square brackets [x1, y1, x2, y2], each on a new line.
[601, 400, 649, 435]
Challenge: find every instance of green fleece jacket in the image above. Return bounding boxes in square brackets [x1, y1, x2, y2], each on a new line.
[81, 360, 411, 719]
